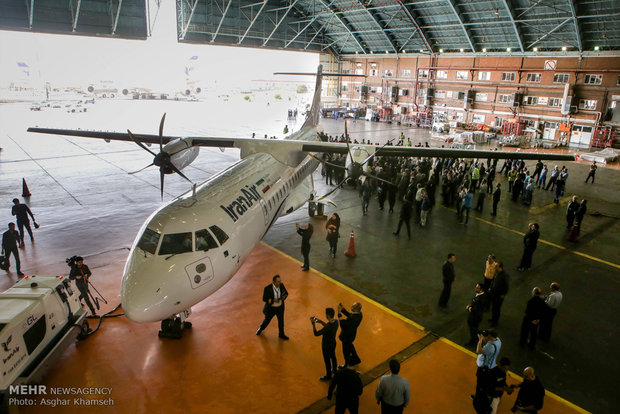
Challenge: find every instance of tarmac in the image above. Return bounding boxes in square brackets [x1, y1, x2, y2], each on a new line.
[0, 101, 618, 413]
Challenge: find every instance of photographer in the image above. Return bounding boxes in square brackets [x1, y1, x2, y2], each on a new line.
[338, 302, 363, 367]
[68, 256, 97, 316]
[311, 308, 339, 381]
[296, 223, 313, 271]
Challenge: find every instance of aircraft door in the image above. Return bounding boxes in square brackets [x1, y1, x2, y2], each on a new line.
[185, 257, 215, 289]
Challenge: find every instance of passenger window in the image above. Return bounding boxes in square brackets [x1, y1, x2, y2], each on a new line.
[209, 225, 229, 245]
[158, 232, 193, 255]
[195, 229, 219, 251]
[137, 228, 160, 255]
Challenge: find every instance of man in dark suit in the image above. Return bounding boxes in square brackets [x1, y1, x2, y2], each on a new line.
[328, 365, 363, 414]
[519, 287, 546, 349]
[439, 253, 456, 308]
[2, 223, 24, 276]
[466, 283, 486, 346]
[491, 183, 501, 216]
[296, 223, 313, 271]
[256, 275, 289, 340]
[338, 302, 363, 367]
[489, 262, 509, 327]
[312, 307, 339, 381]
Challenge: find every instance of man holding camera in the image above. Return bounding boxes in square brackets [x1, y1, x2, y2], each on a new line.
[69, 256, 97, 316]
[338, 302, 363, 367]
[256, 275, 289, 340]
[311, 308, 339, 381]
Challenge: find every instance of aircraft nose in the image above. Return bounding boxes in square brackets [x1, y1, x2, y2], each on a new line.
[121, 253, 175, 323]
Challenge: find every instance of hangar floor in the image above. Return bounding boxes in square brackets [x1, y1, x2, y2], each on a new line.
[0, 101, 618, 413]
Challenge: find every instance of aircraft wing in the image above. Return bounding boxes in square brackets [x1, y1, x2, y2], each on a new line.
[301, 142, 575, 161]
[27, 127, 575, 161]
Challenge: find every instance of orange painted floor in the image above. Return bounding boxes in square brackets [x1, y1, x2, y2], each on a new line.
[8, 243, 587, 413]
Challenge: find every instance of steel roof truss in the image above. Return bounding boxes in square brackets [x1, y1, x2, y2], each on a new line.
[499, 0, 524, 52]
[395, 0, 432, 52]
[70, 0, 82, 33]
[444, 0, 475, 52]
[567, 0, 582, 51]
[180, 0, 199, 40]
[286, 10, 321, 47]
[357, 2, 398, 53]
[110, 0, 124, 35]
[238, 1, 268, 44]
[316, 0, 366, 53]
[523, 19, 578, 50]
[212, 0, 233, 42]
[398, 27, 419, 52]
[304, 14, 334, 50]
[263, 0, 299, 46]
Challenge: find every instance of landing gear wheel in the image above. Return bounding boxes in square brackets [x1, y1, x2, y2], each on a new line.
[158, 317, 191, 339]
[77, 319, 91, 340]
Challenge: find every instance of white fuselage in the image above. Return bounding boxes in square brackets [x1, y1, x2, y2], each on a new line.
[121, 146, 319, 322]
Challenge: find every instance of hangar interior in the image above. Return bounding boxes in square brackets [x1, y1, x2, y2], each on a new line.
[0, 0, 619, 413]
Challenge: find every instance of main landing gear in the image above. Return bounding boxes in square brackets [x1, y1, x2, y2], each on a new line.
[158, 309, 192, 339]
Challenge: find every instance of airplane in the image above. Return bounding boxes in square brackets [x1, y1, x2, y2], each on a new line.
[28, 65, 574, 338]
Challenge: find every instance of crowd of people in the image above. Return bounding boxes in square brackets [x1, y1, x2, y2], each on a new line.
[272, 133, 597, 412]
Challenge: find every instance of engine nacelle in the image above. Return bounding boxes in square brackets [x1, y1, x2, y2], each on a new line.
[164, 137, 200, 172]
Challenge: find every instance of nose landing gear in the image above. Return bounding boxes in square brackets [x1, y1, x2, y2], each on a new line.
[158, 309, 192, 339]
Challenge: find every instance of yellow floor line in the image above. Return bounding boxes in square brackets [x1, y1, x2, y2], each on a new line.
[528, 196, 572, 215]
[261, 242, 426, 331]
[262, 242, 592, 414]
[439, 205, 620, 270]
[439, 338, 591, 413]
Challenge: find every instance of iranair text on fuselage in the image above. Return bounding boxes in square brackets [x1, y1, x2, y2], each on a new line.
[219, 183, 262, 222]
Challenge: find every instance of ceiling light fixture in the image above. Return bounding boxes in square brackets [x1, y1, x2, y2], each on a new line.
[439, 48, 444, 53]
[594, 46, 600, 51]
[482, 48, 487, 53]
[533, 47, 538, 52]
[507, 47, 511, 52]
[460, 48, 464, 53]
[562, 46, 567, 51]
[494, 9, 499, 15]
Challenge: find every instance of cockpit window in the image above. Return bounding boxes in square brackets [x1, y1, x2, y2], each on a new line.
[196, 229, 219, 251]
[209, 225, 229, 245]
[158, 232, 193, 255]
[137, 228, 160, 255]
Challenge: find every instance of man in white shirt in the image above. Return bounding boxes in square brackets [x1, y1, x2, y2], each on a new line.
[376, 359, 410, 414]
[256, 275, 289, 340]
[540, 282, 562, 342]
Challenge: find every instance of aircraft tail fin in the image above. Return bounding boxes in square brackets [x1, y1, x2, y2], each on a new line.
[301, 64, 322, 130]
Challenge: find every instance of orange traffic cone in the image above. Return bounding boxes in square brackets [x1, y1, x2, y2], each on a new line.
[344, 230, 357, 257]
[22, 178, 31, 197]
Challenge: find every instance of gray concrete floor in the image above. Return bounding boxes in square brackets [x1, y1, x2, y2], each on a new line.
[1, 102, 619, 413]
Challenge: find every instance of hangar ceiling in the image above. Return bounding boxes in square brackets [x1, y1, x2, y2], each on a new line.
[0, 1, 618, 55]
[178, 0, 620, 55]
[0, 0, 147, 38]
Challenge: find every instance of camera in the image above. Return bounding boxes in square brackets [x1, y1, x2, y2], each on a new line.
[66, 255, 80, 268]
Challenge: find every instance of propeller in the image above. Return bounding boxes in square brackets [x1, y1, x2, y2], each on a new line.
[127, 113, 193, 200]
[311, 122, 397, 201]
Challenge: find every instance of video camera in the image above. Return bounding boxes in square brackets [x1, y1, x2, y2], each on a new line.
[65, 255, 83, 268]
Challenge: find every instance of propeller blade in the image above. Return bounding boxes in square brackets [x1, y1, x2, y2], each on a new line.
[361, 138, 394, 166]
[307, 153, 346, 171]
[160, 168, 165, 200]
[362, 171, 394, 187]
[159, 113, 167, 152]
[167, 161, 193, 184]
[128, 162, 155, 174]
[127, 129, 157, 156]
[318, 174, 349, 200]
